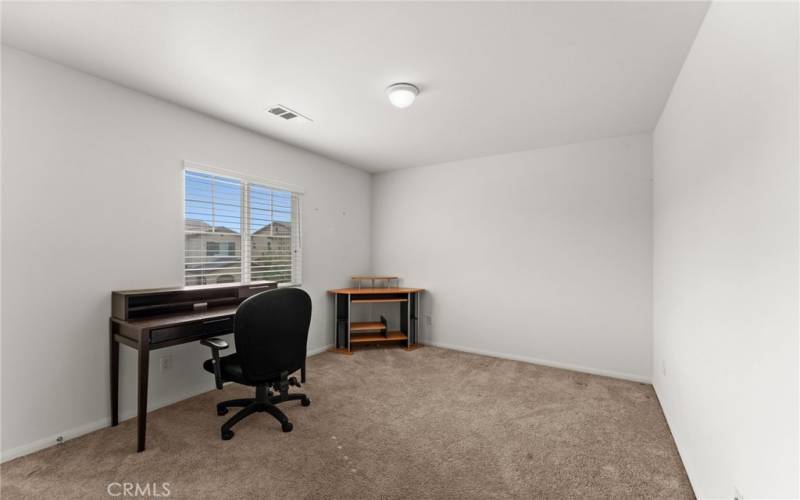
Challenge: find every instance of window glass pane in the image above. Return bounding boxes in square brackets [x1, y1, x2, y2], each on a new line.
[249, 183, 294, 285]
[184, 170, 242, 285]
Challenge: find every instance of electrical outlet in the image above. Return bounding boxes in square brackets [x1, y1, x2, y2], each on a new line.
[425, 315, 432, 326]
[160, 356, 173, 373]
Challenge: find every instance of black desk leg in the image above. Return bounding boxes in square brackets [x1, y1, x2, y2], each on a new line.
[110, 321, 119, 427]
[301, 359, 306, 383]
[137, 334, 150, 452]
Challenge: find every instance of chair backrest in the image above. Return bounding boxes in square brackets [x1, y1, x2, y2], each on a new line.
[233, 287, 312, 385]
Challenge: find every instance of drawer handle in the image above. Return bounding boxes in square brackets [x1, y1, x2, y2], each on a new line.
[248, 285, 273, 290]
[203, 318, 230, 325]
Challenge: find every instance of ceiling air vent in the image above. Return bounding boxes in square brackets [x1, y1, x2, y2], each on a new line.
[266, 105, 312, 123]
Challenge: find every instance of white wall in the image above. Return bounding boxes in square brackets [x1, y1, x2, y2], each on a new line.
[652, 2, 799, 498]
[0, 46, 372, 460]
[372, 134, 653, 382]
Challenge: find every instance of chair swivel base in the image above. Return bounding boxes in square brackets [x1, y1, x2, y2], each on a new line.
[216, 385, 310, 440]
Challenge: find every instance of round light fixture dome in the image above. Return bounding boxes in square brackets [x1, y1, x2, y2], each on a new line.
[386, 83, 419, 108]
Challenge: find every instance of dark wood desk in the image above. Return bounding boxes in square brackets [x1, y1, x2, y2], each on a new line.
[110, 281, 309, 452]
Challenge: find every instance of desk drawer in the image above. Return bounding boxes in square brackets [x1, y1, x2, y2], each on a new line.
[150, 317, 234, 344]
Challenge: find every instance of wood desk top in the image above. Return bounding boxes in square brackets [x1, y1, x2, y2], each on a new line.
[327, 287, 425, 295]
[112, 305, 238, 330]
[112, 281, 275, 297]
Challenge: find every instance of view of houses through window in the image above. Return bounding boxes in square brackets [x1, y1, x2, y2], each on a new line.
[184, 169, 299, 286]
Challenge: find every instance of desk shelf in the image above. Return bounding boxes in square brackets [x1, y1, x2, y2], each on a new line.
[351, 331, 408, 344]
[350, 321, 386, 332]
[351, 298, 408, 304]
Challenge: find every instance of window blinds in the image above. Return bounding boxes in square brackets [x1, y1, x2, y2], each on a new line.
[184, 168, 302, 286]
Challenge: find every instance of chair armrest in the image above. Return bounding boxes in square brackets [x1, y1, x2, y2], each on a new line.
[201, 337, 229, 389]
[201, 338, 229, 350]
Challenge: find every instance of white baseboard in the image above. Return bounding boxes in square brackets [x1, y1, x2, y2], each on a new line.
[0, 344, 334, 463]
[307, 343, 333, 356]
[1, 416, 113, 464]
[424, 340, 651, 384]
[0, 386, 202, 463]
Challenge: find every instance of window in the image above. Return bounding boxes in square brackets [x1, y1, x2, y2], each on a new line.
[221, 242, 236, 256]
[206, 241, 236, 256]
[184, 168, 302, 286]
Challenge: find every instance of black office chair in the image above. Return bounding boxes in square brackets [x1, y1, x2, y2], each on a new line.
[201, 287, 312, 440]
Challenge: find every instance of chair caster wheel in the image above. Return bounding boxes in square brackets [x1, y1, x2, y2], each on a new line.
[217, 406, 228, 416]
[221, 429, 234, 440]
[301, 397, 311, 407]
[281, 422, 293, 433]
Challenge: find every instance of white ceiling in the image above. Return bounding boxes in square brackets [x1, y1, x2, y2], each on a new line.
[2, 2, 708, 172]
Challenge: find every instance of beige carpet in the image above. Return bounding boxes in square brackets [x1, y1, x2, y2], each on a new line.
[1, 347, 693, 499]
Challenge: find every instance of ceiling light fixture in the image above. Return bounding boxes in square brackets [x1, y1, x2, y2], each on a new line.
[386, 83, 419, 108]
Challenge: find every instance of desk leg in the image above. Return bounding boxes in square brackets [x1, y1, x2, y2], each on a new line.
[301, 359, 306, 383]
[137, 334, 150, 453]
[110, 321, 119, 427]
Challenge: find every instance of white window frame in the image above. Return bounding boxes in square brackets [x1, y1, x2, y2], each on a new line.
[183, 161, 303, 286]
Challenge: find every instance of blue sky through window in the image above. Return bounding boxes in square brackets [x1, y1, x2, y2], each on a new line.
[185, 170, 292, 235]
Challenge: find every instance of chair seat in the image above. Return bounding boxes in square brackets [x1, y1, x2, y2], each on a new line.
[204, 353, 246, 384]
[203, 353, 299, 385]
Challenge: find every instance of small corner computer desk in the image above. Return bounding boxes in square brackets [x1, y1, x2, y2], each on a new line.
[327, 287, 424, 353]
